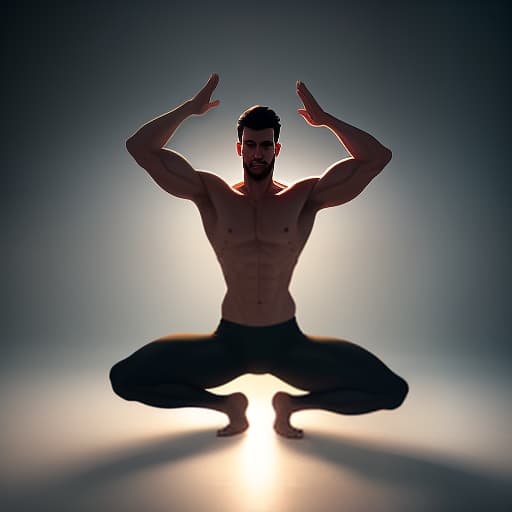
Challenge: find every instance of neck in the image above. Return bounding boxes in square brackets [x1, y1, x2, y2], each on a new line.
[242, 172, 275, 199]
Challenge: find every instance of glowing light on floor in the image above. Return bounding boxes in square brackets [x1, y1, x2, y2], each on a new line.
[239, 398, 278, 509]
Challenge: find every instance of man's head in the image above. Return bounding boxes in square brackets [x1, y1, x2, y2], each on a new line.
[237, 105, 281, 143]
[236, 106, 281, 181]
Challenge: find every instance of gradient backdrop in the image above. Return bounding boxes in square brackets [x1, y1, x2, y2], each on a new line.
[5, 0, 510, 364]
[2, 1, 511, 510]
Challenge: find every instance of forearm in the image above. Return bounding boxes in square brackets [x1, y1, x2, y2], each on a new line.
[322, 113, 391, 161]
[127, 100, 195, 152]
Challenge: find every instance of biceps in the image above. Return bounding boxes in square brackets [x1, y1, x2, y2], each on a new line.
[128, 147, 206, 200]
[310, 158, 383, 208]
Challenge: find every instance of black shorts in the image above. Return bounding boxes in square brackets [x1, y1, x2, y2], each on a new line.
[214, 316, 307, 374]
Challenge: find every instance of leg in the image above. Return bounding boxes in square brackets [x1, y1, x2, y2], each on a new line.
[109, 332, 249, 436]
[270, 335, 409, 438]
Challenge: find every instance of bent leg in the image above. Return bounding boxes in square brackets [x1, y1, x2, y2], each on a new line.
[270, 335, 409, 436]
[109, 332, 249, 435]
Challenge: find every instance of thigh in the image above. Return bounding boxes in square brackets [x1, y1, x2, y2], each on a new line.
[271, 334, 400, 392]
[114, 332, 244, 389]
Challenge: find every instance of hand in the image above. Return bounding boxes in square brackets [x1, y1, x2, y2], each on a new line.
[189, 73, 220, 116]
[296, 80, 328, 126]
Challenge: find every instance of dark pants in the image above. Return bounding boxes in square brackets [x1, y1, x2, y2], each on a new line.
[110, 317, 408, 412]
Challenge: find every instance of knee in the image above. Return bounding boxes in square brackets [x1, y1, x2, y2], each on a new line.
[109, 361, 137, 401]
[385, 376, 409, 410]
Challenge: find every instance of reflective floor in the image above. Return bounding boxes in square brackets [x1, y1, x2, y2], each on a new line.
[1, 351, 511, 512]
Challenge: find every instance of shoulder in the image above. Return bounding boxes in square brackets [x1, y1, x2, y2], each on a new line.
[231, 181, 245, 193]
[196, 170, 241, 197]
[196, 169, 230, 187]
[278, 176, 320, 202]
[283, 176, 319, 192]
[274, 177, 322, 215]
[189, 170, 237, 209]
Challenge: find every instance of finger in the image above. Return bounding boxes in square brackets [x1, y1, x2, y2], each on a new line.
[297, 109, 313, 124]
[296, 83, 308, 109]
[300, 90, 317, 112]
[296, 85, 315, 112]
[208, 100, 220, 109]
[297, 80, 313, 99]
[198, 73, 219, 98]
[298, 94, 316, 116]
[297, 81, 320, 110]
[296, 80, 305, 99]
[296, 92, 306, 109]
[207, 73, 220, 91]
[206, 72, 219, 84]
[211, 73, 220, 86]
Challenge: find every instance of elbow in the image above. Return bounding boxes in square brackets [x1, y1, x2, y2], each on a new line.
[367, 147, 391, 176]
[125, 137, 139, 155]
[125, 138, 149, 166]
[372, 147, 392, 173]
[380, 147, 392, 166]
[125, 137, 149, 160]
[126, 136, 160, 156]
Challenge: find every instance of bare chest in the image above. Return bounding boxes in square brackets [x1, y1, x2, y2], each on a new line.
[193, 178, 320, 260]
[206, 193, 315, 248]
[226, 198, 295, 241]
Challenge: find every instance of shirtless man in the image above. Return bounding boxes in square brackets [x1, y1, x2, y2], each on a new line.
[110, 74, 408, 438]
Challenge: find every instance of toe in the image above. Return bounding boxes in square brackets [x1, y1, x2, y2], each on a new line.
[217, 425, 235, 436]
[288, 428, 303, 439]
[274, 422, 304, 439]
[216, 422, 248, 437]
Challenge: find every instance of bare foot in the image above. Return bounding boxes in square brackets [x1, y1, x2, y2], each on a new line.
[272, 391, 304, 439]
[216, 392, 249, 437]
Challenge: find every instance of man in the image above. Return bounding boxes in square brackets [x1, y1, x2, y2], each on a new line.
[110, 74, 408, 438]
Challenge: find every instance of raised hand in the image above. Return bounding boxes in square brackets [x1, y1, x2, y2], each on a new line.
[189, 73, 221, 116]
[296, 80, 328, 126]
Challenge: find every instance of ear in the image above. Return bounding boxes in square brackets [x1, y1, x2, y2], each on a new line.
[236, 141, 242, 156]
[275, 143, 281, 157]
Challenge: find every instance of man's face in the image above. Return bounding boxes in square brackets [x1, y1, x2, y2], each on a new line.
[237, 127, 281, 181]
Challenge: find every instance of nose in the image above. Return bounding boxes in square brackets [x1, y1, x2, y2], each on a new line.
[254, 145, 264, 158]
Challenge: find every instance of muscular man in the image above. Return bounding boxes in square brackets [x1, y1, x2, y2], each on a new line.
[110, 74, 408, 438]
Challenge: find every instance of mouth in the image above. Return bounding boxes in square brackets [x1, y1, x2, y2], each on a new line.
[251, 162, 266, 168]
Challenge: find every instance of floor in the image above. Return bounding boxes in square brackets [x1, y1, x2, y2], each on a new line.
[1, 350, 511, 512]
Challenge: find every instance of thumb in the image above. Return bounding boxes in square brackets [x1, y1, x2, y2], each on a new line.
[297, 109, 312, 122]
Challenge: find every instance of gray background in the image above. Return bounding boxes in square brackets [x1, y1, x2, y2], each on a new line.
[4, 0, 510, 367]
[2, 2, 511, 511]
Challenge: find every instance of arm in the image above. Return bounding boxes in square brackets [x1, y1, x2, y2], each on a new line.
[296, 81, 392, 209]
[126, 74, 221, 201]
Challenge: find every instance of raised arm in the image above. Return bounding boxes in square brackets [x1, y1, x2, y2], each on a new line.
[296, 81, 392, 209]
[126, 74, 221, 201]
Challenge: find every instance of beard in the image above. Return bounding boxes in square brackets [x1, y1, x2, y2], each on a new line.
[243, 156, 276, 182]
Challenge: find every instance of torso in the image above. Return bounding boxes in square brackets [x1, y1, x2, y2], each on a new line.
[194, 175, 319, 326]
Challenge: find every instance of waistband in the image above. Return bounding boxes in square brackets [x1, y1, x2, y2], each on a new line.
[215, 316, 300, 334]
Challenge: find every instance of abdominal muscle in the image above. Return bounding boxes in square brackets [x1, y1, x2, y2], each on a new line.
[217, 242, 299, 326]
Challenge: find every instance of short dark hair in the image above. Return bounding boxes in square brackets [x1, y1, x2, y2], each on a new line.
[237, 105, 281, 143]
